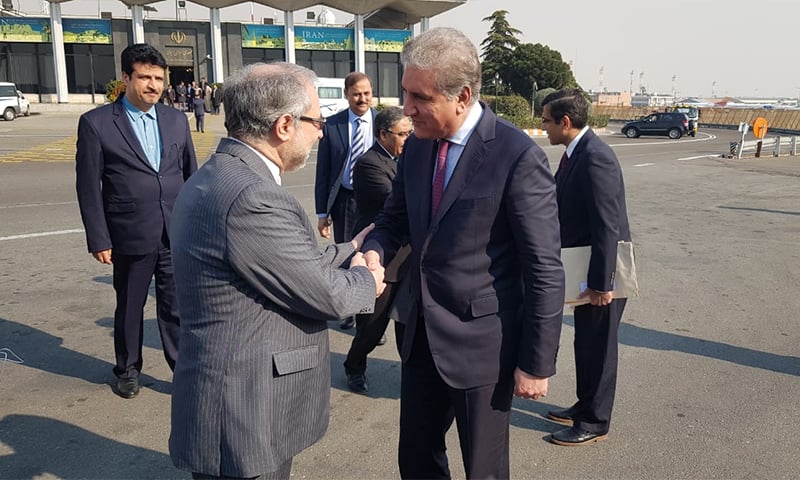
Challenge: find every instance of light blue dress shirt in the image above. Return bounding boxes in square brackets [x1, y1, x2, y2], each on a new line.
[122, 96, 162, 171]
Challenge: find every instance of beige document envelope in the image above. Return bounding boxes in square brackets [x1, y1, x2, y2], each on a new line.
[561, 241, 639, 306]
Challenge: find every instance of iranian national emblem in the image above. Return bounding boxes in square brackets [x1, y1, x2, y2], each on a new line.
[170, 31, 186, 44]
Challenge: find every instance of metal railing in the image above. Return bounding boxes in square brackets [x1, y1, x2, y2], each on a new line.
[729, 136, 800, 159]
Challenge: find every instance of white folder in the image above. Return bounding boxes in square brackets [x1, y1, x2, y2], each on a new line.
[561, 241, 639, 306]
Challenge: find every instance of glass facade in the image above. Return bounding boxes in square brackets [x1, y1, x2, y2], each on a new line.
[0, 43, 55, 93]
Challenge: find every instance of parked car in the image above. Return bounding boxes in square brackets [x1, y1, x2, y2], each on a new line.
[0, 82, 29, 121]
[16, 90, 30, 117]
[622, 112, 689, 139]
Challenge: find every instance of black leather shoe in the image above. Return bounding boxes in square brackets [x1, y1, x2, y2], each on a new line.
[377, 334, 387, 346]
[346, 373, 368, 395]
[116, 377, 140, 399]
[546, 406, 577, 426]
[550, 426, 608, 446]
[340, 317, 355, 330]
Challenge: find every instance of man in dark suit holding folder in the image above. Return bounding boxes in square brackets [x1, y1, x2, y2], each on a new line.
[541, 89, 631, 446]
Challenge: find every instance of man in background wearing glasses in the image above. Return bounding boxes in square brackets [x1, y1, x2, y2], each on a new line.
[344, 106, 413, 395]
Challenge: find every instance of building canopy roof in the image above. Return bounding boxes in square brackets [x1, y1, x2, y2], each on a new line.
[54, 0, 467, 25]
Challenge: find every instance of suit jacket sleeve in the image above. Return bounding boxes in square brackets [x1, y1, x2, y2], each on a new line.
[227, 183, 376, 319]
[75, 113, 111, 253]
[584, 147, 623, 292]
[506, 143, 565, 378]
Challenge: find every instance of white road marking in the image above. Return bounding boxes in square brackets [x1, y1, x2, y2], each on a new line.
[0, 228, 84, 242]
[0, 201, 77, 209]
[634, 163, 655, 167]
[677, 155, 720, 161]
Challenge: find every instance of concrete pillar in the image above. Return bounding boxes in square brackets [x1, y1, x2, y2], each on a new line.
[284, 11, 295, 64]
[209, 7, 224, 82]
[49, 2, 69, 103]
[354, 14, 365, 74]
[420, 17, 430, 32]
[131, 5, 145, 44]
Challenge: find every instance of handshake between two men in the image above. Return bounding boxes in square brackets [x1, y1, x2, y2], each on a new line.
[348, 223, 386, 298]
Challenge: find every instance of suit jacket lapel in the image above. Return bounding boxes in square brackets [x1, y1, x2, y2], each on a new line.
[112, 100, 156, 171]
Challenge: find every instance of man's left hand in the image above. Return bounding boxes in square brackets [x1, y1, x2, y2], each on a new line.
[513, 368, 548, 400]
[578, 288, 613, 306]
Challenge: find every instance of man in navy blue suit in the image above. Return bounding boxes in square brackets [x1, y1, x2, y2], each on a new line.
[363, 28, 565, 479]
[314, 71, 377, 330]
[541, 89, 631, 446]
[76, 44, 197, 399]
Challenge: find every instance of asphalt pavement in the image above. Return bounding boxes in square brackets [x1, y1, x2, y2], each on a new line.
[1, 111, 799, 479]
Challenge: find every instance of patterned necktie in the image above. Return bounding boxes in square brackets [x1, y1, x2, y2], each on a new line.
[431, 140, 450, 215]
[347, 118, 366, 185]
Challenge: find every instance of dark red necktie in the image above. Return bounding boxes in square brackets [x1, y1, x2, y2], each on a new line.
[559, 152, 568, 171]
[431, 140, 450, 215]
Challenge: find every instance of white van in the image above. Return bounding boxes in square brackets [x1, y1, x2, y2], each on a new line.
[316, 77, 348, 118]
[0, 82, 30, 121]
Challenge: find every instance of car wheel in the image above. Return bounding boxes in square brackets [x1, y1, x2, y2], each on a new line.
[23, 106, 30, 116]
[625, 127, 639, 138]
[3, 108, 16, 121]
[668, 128, 682, 139]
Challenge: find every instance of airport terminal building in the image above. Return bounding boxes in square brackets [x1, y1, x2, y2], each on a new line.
[0, 0, 465, 104]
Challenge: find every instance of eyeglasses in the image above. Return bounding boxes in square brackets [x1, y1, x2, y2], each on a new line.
[384, 129, 413, 138]
[298, 115, 326, 128]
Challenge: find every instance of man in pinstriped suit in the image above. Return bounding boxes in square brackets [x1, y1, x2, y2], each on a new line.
[169, 62, 385, 480]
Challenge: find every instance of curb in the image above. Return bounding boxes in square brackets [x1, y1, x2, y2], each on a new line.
[524, 129, 547, 137]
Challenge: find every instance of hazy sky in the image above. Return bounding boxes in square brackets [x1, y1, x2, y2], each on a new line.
[11, 0, 798, 99]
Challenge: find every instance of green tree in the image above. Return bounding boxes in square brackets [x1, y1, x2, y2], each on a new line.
[505, 43, 579, 106]
[479, 10, 521, 93]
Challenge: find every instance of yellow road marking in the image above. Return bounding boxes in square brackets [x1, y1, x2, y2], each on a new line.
[0, 115, 221, 164]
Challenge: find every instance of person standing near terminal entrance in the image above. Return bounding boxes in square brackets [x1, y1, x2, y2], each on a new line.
[540, 88, 631, 446]
[192, 86, 205, 133]
[75, 43, 197, 399]
[314, 71, 376, 330]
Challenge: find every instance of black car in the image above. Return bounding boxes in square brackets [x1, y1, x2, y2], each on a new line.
[621, 112, 689, 139]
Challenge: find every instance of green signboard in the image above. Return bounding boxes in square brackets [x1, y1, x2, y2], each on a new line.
[241, 24, 285, 49]
[63, 19, 112, 44]
[294, 26, 353, 51]
[0, 18, 50, 42]
[364, 29, 412, 53]
[0, 18, 111, 43]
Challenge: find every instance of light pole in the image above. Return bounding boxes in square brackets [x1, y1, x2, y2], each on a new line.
[531, 80, 538, 117]
[494, 72, 499, 112]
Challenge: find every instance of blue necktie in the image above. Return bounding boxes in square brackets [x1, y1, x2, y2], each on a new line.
[347, 118, 366, 186]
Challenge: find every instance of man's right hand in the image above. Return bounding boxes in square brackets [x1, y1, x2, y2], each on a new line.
[317, 216, 332, 239]
[92, 249, 112, 265]
[354, 250, 386, 297]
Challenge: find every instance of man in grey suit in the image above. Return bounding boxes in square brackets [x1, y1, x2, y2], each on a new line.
[169, 62, 385, 480]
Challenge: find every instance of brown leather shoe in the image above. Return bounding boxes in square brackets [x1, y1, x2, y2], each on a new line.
[550, 426, 608, 446]
[546, 406, 576, 426]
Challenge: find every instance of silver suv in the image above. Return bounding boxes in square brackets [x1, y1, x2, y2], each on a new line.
[0, 82, 30, 121]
